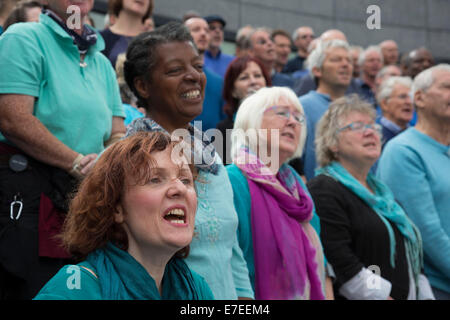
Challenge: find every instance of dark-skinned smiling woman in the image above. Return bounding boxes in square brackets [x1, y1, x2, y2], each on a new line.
[121, 22, 254, 300]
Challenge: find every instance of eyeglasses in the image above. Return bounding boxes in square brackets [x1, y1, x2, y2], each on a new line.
[390, 93, 411, 101]
[337, 121, 382, 134]
[265, 106, 305, 124]
[300, 34, 315, 39]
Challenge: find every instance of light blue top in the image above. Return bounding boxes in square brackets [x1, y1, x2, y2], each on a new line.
[0, 15, 124, 155]
[226, 163, 326, 291]
[123, 104, 144, 126]
[184, 156, 254, 299]
[299, 91, 332, 181]
[377, 128, 450, 293]
[204, 49, 235, 78]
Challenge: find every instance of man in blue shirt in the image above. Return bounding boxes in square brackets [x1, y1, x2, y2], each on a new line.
[283, 26, 314, 74]
[299, 39, 353, 180]
[203, 15, 234, 78]
[377, 64, 450, 300]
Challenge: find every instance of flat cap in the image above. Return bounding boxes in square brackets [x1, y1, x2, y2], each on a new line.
[204, 15, 226, 27]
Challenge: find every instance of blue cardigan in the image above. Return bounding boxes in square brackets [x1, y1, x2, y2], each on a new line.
[377, 128, 450, 293]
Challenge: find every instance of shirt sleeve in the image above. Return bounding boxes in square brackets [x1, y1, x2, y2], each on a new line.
[418, 274, 435, 300]
[377, 144, 450, 277]
[231, 237, 254, 298]
[339, 267, 392, 300]
[0, 28, 43, 96]
[226, 165, 255, 299]
[103, 60, 125, 119]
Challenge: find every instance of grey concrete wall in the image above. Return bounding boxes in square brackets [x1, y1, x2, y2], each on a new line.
[97, 0, 450, 60]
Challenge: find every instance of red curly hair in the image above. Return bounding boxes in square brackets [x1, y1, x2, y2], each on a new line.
[61, 131, 195, 260]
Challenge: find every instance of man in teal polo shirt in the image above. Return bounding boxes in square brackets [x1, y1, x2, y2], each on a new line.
[0, 0, 125, 299]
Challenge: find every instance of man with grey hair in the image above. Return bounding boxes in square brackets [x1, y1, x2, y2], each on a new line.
[235, 25, 253, 57]
[248, 27, 294, 88]
[293, 29, 361, 97]
[379, 40, 399, 66]
[299, 39, 353, 180]
[377, 64, 450, 300]
[357, 45, 384, 106]
[376, 76, 414, 148]
[283, 26, 315, 74]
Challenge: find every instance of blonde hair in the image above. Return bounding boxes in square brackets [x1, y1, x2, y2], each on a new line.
[315, 94, 376, 167]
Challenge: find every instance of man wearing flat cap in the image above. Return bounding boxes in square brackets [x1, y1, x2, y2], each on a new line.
[204, 14, 235, 78]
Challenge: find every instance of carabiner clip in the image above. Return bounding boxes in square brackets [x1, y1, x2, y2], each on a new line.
[10, 195, 23, 220]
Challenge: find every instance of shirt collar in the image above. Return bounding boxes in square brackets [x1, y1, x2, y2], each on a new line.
[205, 49, 222, 59]
[39, 13, 104, 53]
[311, 90, 332, 102]
[380, 116, 405, 134]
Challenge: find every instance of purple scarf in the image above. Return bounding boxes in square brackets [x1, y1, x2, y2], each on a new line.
[235, 147, 325, 300]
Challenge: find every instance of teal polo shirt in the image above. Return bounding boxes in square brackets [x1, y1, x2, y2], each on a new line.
[0, 15, 125, 155]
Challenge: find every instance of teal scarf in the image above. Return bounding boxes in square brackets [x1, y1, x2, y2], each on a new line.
[86, 242, 201, 300]
[316, 162, 423, 283]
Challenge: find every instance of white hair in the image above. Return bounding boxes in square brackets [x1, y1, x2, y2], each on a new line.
[306, 39, 350, 77]
[358, 45, 384, 66]
[231, 86, 307, 161]
[412, 64, 450, 97]
[247, 27, 273, 49]
[376, 76, 412, 103]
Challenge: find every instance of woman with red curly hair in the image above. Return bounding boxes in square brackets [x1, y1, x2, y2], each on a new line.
[34, 132, 214, 300]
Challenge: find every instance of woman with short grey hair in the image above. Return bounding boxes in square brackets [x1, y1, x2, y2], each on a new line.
[227, 86, 329, 300]
[307, 94, 434, 300]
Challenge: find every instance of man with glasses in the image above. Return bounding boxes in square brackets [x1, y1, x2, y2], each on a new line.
[283, 26, 314, 75]
[203, 14, 234, 78]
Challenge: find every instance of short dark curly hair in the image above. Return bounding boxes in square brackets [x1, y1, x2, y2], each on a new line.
[124, 21, 195, 112]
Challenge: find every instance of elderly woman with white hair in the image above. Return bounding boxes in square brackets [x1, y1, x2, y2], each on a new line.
[376, 76, 414, 148]
[226, 86, 328, 300]
[307, 94, 434, 300]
